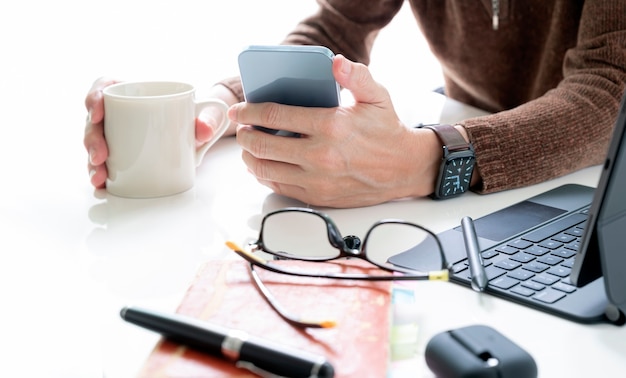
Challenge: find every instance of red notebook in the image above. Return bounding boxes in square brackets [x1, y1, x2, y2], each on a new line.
[138, 259, 393, 377]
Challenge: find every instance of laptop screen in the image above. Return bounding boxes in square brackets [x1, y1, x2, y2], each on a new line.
[571, 90, 626, 315]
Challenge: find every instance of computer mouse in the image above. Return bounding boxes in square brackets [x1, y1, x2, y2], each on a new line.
[425, 324, 537, 378]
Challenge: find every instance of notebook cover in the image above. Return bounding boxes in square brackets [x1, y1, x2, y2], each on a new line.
[138, 259, 393, 377]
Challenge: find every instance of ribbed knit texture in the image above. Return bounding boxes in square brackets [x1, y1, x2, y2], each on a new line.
[219, 0, 626, 194]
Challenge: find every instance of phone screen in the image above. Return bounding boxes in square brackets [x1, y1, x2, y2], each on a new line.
[238, 45, 341, 136]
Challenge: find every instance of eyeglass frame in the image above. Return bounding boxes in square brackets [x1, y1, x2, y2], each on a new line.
[226, 207, 452, 328]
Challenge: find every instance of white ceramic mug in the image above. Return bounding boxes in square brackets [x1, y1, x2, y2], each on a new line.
[103, 81, 229, 198]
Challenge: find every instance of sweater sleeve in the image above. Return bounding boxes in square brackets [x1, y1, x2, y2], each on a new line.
[217, 0, 405, 102]
[462, 0, 626, 194]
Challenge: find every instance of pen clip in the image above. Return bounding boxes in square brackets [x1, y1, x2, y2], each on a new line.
[236, 361, 286, 378]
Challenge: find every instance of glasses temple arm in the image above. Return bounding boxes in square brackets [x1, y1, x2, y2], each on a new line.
[225, 242, 337, 329]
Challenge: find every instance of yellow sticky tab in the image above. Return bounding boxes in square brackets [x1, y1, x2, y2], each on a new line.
[429, 270, 449, 281]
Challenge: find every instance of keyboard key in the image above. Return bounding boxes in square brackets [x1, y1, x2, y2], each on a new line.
[533, 289, 566, 304]
[522, 213, 587, 243]
[485, 265, 507, 280]
[495, 245, 519, 255]
[532, 275, 559, 285]
[511, 286, 535, 297]
[553, 282, 577, 294]
[490, 276, 519, 290]
[523, 262, 549, 273]
[482, 249, 499, 259]
[564, 227, 583, 237]
[525, 246, 550, 256]
[451, 261, 468, 274]
[551, 248, 576, 259]
[564, 241, 580, 251]
[552, 233, 576, 243]
[539, 240, 564, 249]
[495, 259, 521, 270]
[561, 259, 575, 268]
[547, 266, 571, 278]
[464, 259, 492, 268]
[537, 255, 564, 266]
[521, 281, 545, 291]
[454, 270, 472, 282]
[508, 239, 533, 249]
[510, 252, 535, 263]
[454, 260, 494, 279]
[560, 276, 575, 285]
[507, 269, 534, 281]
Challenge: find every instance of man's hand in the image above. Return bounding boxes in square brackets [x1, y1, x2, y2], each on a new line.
[84, 77, 117, 188]
[231, 54, 441, 208]
[83, 79, 239, 188]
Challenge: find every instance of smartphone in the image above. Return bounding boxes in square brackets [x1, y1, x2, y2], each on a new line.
[238, 45, 341, 136]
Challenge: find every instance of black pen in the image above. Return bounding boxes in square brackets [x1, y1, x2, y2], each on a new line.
[120, 306, 335, 378]
[461, 216, 488, 292]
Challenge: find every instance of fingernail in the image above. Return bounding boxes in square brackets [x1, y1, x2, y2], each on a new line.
[87, 110, 92, 124]
[340, 56, 351, 75]
[89, 169, 96, 180]
[227, 104, 239, 121]
[89, 148, 96, 165]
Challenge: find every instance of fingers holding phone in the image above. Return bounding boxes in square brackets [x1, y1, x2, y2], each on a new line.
[238, 45, 341, 137]
[234, 46, 420, 208]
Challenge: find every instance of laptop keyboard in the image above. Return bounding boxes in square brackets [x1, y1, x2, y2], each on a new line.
[452, 208, 589, 304]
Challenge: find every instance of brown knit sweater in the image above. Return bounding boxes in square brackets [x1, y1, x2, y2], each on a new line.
[220, 0, 626, 194]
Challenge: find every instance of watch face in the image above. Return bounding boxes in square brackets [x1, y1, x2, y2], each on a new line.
[441, 155, 475, 197]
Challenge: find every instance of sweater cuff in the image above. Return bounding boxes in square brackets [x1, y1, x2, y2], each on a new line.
[217, 76, 244, 103]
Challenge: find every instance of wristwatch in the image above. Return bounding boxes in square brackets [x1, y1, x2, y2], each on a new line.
[424, 124, 476, 199]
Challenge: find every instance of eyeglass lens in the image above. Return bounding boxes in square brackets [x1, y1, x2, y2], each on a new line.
[261, 211, 442, 274]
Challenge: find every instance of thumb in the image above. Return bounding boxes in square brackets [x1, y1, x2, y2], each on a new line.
[333, 54, 386, 104]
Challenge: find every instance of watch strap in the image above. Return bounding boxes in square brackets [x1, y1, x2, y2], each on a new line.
[424, 124, 471, 152]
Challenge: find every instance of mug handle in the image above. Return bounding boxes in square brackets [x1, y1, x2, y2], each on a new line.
[194, 99, 230, 166]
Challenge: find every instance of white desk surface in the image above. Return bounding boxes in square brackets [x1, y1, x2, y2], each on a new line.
[1, 2, 625, 377]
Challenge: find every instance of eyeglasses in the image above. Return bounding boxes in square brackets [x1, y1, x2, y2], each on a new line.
[226, 207, 451, 328]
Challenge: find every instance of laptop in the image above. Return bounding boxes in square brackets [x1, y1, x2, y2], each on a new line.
[390, 91, 626, 325]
